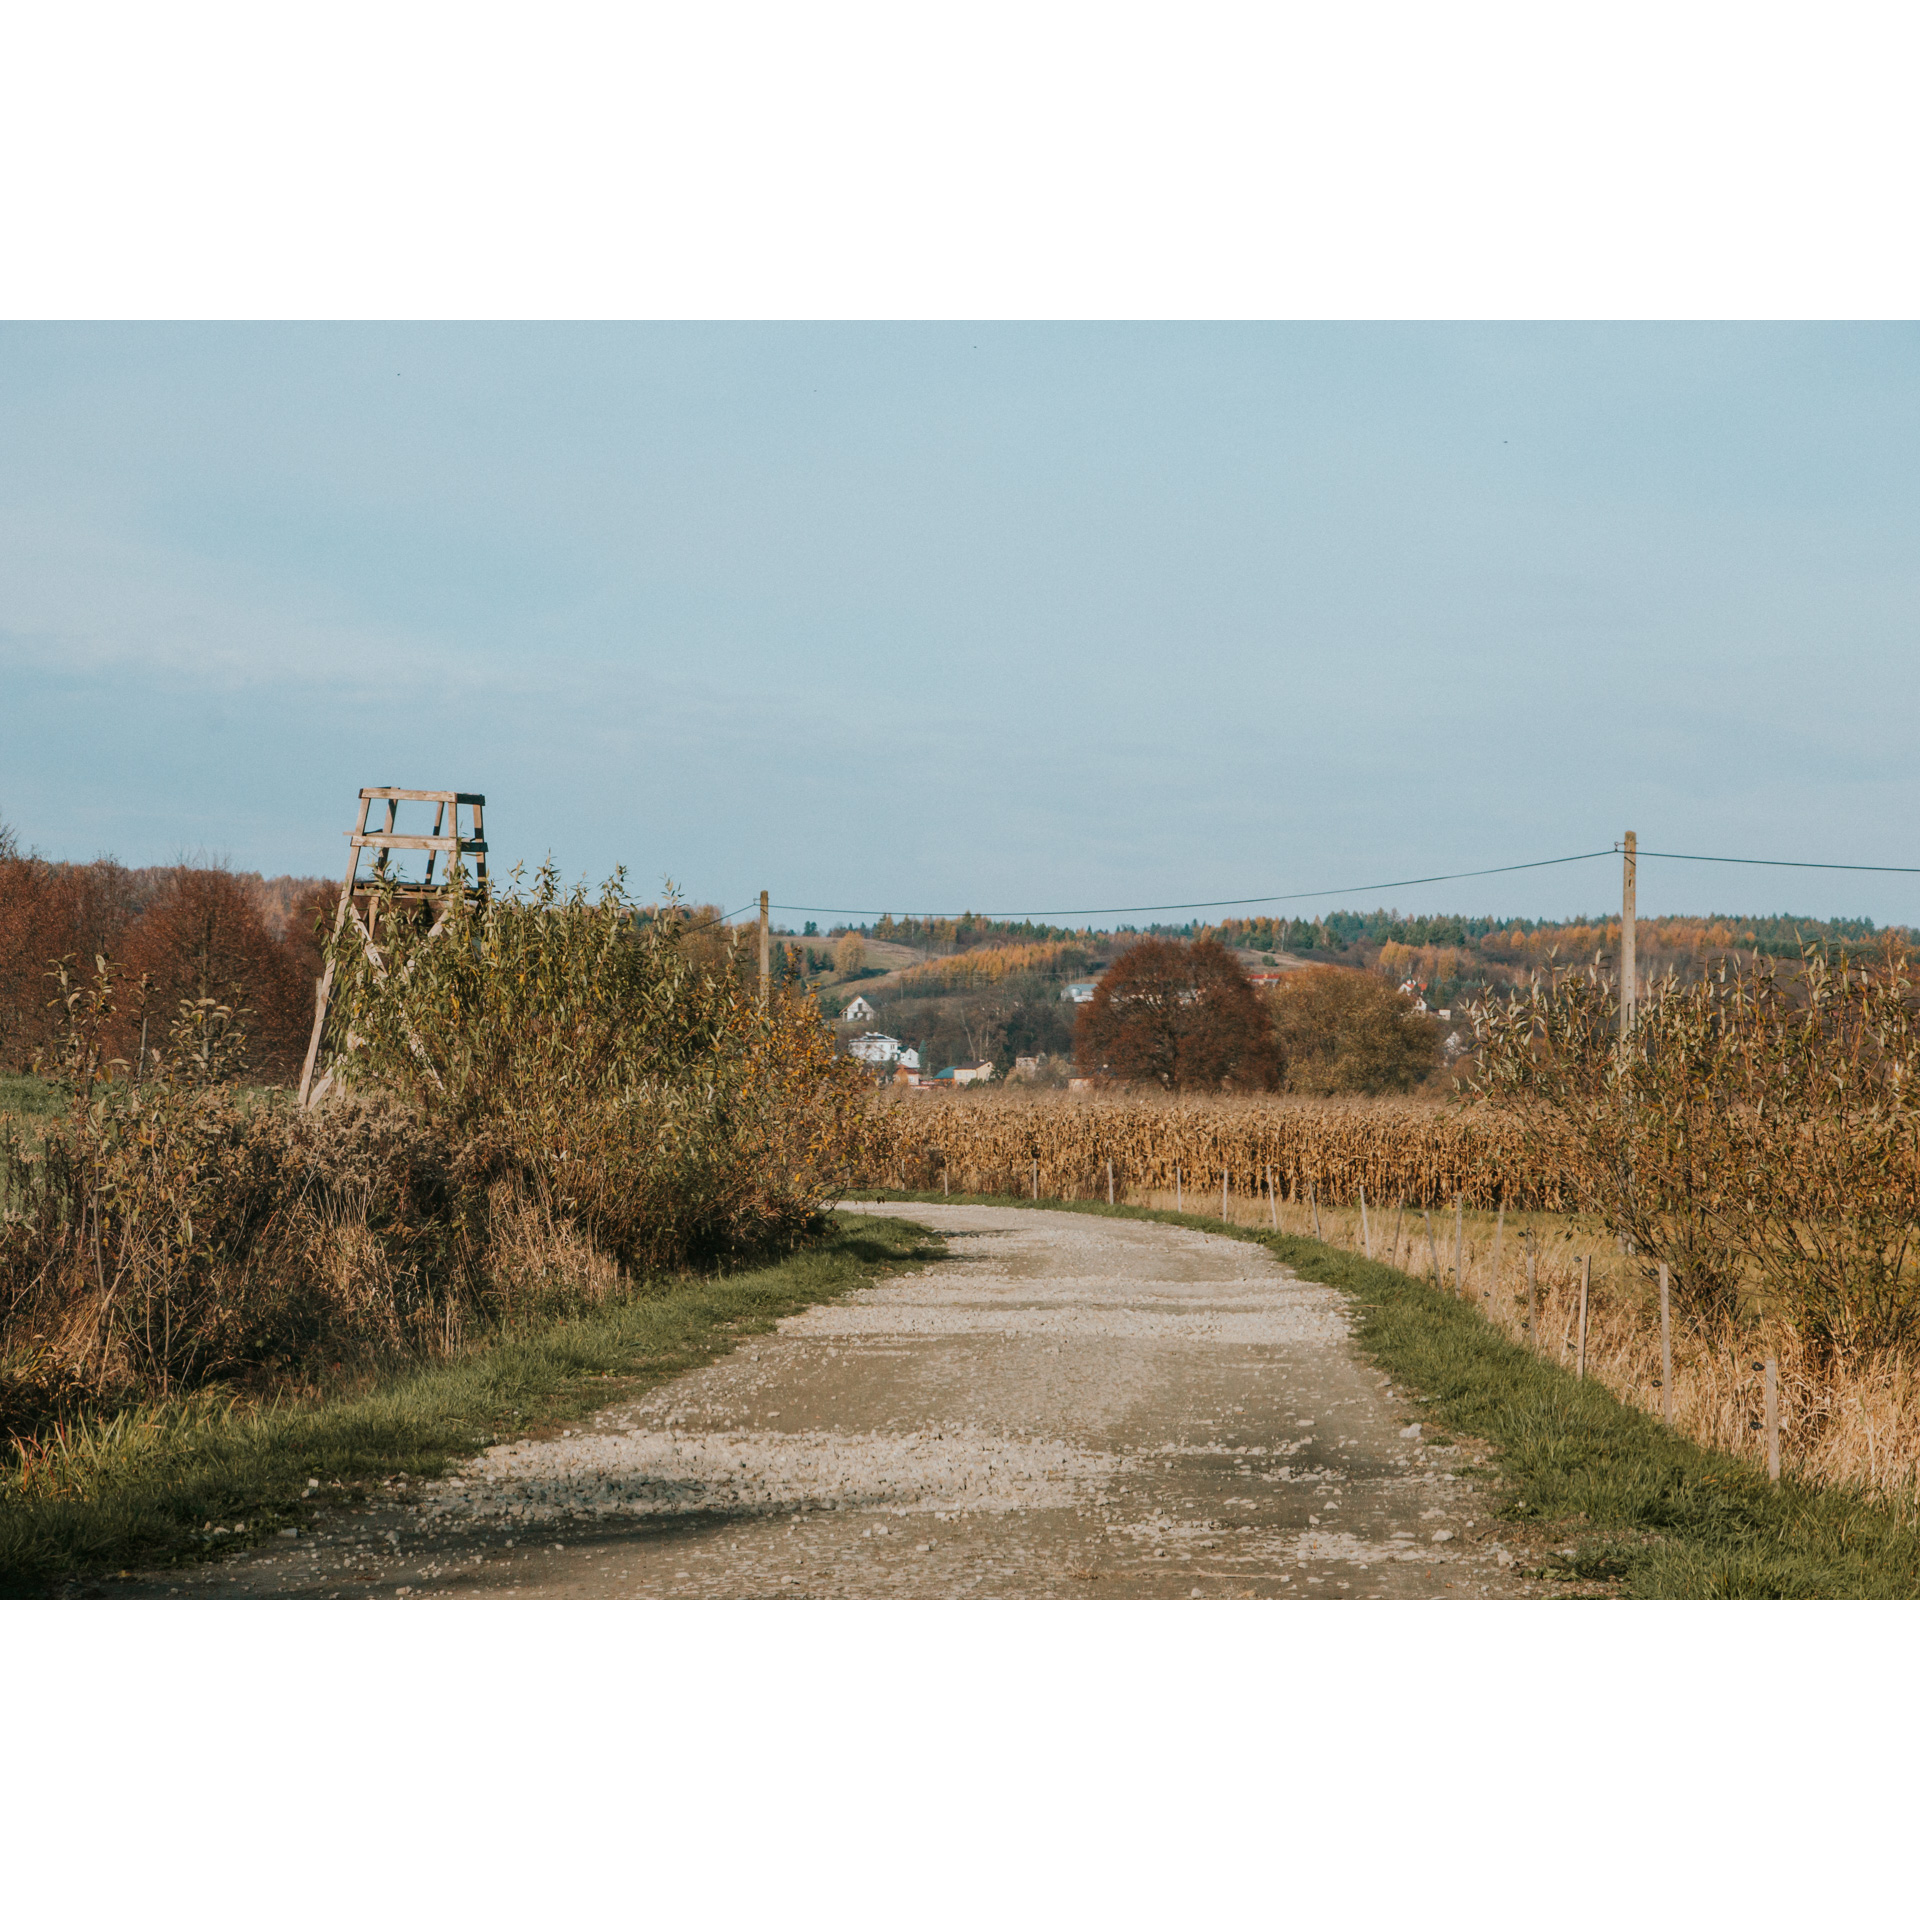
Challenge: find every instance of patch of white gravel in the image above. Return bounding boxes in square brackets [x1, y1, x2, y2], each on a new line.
[423, 1425, 1120, 1530]
[781, 1301, 1346, 1345]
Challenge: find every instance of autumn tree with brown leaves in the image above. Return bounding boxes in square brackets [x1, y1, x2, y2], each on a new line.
[1266, 966, 1442, 1095]
[1074, 938, 1280, 1092]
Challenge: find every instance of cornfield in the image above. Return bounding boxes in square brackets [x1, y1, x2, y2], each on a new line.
[854, 1091, 1920, 1501]
[859, 1089, 1572, 1211]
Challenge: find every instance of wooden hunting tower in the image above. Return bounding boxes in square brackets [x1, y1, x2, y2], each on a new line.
[296, 787, 488, 1108]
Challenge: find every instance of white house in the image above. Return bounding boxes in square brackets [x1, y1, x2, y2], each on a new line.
[842, 995, 878, 1023]
[1060, 980, 1098, 1005]
[847, 1031, 901, 1065]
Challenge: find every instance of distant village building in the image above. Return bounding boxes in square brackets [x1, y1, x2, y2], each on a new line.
[933, 1061, 995, 1086]
[848, 1033, 921, 1069]
[842, 995, 878, 1023]
[1061, 980, 1098, 1004]
[1011, 1054, 1045, 1080]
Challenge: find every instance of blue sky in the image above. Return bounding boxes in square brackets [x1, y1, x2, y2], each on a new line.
[2, 323, 1916, 929]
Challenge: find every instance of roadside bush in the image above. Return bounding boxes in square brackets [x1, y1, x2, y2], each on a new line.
[320, 862, 873, 1272]
[0, 1000, 484, 1425]
[0, 865, 872, 1438]
[1474, 943, 1920, 1363]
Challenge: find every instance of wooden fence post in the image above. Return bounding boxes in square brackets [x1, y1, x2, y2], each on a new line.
[1392, 1198, 1405, 1269]
[1175, 1165, 1182, 1211]
[1453, 1194, 1465, 1299]
[1107, 1157, 1115, 1206]
[943, 1166, 949, 1197]
[1031, 1158, 1038, 1200]
[1221, 1168, 1229, 1220]
[1659, 1263, 1672, 1422]
[1576, 1254, 1591, 1379]
[1527, 1241, 1538, 1352]
[1310, 1181, 1322, 1241]
[1765, 1352, 1781, 1483]
[1359, 1183, 1371, 1258]
[1266, 1166, 1277, 1229]
[1490, 1200, 1505, 1302]
[1423, 1208, 1439, 1282]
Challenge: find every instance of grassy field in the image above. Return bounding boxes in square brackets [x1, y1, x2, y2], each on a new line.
[0, 1071, 66, 1133]
[847, 1188, 1920, 1598]
[0, 1212, 938, 1598]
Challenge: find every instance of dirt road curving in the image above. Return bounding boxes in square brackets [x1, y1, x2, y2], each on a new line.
[148, 1204, 1542, 1600]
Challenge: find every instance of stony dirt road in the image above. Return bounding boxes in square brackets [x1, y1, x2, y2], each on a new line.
[147, 1204, 1542, 1601]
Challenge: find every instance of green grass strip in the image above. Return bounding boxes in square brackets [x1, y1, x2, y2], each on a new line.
[847, 1189, 1920, 1598]
[0, 1213, 937, 1598]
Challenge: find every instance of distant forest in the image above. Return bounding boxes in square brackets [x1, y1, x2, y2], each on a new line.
[0, 817, 335, 1080]
[832, 903, 1915, 1067]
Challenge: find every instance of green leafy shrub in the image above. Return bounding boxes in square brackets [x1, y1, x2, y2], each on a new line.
[319, 862, 872, 1272]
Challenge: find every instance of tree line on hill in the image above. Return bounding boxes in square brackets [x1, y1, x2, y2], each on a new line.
[0, 817, 334, 1081]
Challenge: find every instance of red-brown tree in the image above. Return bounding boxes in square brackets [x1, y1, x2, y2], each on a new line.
[1073, 937, 1281, 1091]
[113, 868, 313, 1079]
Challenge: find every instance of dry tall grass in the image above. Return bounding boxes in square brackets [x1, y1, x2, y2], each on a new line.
[0, 1092, 642, 1438]
[1275, 1195, 1920, 1506]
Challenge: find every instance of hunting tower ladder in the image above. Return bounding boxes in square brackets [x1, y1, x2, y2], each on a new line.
[296, 787, 488, 1109]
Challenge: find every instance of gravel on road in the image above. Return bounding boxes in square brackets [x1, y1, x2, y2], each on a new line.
[142, 1203, 1547, 1600]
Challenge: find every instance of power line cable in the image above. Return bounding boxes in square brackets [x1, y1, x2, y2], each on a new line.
[727, 850, 1617, 922]
[1638, 849, 1920, 876]
[717, 844, 1920, 925]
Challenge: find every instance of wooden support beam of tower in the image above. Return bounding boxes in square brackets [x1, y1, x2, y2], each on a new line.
[297, 786, 490, 1109]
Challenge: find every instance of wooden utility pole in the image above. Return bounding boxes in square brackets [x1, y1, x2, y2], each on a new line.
[1765, 1353, 1781, 1482]
[1577, 1254, 1591, 1379]
[758, 891, 770, 1007]
[1659, 1263, 1673, 1422]
[1620, 830, 1637, 1042]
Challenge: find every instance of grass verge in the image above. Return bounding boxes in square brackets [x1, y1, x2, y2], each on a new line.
[849, 1189, 1920, 1598]
[1, 1213, 937, 1598]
